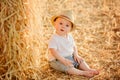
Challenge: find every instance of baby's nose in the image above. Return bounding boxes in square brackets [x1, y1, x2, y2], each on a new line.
[62, 25, 65, 28]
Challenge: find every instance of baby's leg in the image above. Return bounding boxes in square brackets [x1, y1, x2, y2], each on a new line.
[66, 67, 94, 78]
[79, 61, 99, 75]
[79, 60, 91, 71]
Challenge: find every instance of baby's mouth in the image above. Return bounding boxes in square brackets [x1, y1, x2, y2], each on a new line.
[60, 29, 64, 31]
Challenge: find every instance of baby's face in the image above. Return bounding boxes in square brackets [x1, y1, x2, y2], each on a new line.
[54, 17, 72, 35]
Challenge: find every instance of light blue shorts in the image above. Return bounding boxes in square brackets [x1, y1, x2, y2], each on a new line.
[49, 56, 79, 72]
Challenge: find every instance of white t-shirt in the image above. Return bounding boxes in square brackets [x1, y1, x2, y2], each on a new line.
[48, 33, 75, 61]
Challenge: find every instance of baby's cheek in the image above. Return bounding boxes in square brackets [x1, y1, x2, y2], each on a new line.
[69, 28, 72, 31]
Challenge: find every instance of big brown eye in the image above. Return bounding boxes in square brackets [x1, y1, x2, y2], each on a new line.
[66, 24, 69, 27]
[60, 22, 62, 25]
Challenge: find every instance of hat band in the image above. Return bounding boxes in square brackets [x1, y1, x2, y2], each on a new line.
[53, 15, 71, 22]
[59, 15, 70, 20]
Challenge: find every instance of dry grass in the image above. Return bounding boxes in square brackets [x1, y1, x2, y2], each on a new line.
[0, 0, 120, 80]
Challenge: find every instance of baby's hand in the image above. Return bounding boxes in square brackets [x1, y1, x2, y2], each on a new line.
[74, 55, 84, 64]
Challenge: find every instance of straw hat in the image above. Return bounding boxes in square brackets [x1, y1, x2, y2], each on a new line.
[51, 10, 76, 31]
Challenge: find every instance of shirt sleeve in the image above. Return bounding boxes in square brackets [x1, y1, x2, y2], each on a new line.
[48, 36, 57, 50]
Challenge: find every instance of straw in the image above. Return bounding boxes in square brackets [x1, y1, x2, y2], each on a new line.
[0, 0, 120, 79]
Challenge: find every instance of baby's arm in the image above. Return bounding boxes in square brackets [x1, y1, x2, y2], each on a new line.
[73, 46, 79, 56]
[73, 46, 84, 64]
[49, 48, 73, 67]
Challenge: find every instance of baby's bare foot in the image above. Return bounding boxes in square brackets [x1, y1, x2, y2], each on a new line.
[82, 71, 94, 78]
[88, 69, 99, 75]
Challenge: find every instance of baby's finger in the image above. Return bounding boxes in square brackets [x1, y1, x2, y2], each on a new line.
[73, 57, 77, 62]
[78, 59, 84, 64]
[76, 59, 81, 64]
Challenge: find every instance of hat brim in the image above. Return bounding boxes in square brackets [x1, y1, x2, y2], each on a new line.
[51, 15, 76, 31]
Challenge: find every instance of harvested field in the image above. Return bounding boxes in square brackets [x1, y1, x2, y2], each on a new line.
[0, 0, 120, 80]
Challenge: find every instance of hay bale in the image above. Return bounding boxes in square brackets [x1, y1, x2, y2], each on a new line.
[0, 0, 46, 79]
